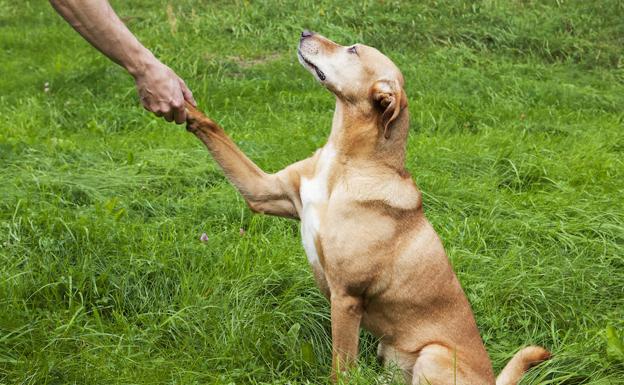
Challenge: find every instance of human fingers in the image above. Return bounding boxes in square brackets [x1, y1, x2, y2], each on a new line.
[172, 99, 186, 124]
[157, 103, 174, 122]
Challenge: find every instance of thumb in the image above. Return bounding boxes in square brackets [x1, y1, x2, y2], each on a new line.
[179, 79, 196, 106]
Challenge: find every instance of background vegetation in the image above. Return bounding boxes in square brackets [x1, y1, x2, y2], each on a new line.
[1, 0, 623, 384]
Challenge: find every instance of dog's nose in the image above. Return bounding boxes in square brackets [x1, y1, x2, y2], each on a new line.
[301, 30, 314, 39]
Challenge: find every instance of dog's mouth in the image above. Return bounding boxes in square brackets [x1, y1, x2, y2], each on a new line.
[297, 50, 326, 81]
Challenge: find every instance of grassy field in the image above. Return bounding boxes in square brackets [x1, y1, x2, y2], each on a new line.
[1, 0, 624, 384]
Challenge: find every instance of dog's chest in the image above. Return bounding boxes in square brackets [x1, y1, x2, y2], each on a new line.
[299, 144, 336, 267]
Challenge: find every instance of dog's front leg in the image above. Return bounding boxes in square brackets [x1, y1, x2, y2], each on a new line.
[185, 102, 308, 219]
[330, 293, 363, 382]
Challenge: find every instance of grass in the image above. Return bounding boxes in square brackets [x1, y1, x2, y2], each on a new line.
[1, 0, 623, 384]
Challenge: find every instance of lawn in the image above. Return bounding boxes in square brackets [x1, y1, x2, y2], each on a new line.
[1, 0, 623, 384]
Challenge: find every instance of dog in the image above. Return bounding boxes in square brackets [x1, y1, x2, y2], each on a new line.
[184, 31, 549, 385]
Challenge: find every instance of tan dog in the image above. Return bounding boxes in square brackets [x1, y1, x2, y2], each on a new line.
[185, 31, 549, 385]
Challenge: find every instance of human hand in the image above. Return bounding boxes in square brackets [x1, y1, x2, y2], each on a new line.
[133, 60, 196, 124]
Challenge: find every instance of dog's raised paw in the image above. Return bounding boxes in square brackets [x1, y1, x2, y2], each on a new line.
[185, 117, 201, 133]
[185, 107, 219, 134]
[185, 103, 209, 133]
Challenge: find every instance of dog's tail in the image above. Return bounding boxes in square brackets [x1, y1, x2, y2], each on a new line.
[495, 346, 550, 385]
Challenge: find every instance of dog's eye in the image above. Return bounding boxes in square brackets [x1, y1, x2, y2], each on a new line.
[347, 46, 358, 54]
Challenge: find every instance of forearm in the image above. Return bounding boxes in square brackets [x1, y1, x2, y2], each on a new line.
[49, 0, 155, 77]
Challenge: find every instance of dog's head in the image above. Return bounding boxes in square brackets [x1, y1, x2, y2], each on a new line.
[297, 31, 407, 138]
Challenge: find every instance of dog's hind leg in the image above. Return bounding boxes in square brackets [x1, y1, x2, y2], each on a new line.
[377, 342, 416, 384]
[411, 344, 486, 385]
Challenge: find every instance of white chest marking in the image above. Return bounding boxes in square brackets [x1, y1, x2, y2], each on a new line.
[300, 144, 336, 266]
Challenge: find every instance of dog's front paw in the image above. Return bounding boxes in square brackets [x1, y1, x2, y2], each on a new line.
[185, 116, 202, 133]
[185, 102, 205, 132]
[185, 102, 218, 134]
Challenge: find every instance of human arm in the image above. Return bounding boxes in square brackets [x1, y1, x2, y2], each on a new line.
[49, 0, 196, 123]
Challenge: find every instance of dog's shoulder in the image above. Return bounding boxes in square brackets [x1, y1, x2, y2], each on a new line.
[338, 167, 421, 211]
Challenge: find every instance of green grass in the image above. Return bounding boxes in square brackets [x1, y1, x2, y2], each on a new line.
[1, 0, 624, 384]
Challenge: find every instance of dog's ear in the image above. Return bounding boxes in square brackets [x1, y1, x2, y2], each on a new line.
[371, 80, 407, 139]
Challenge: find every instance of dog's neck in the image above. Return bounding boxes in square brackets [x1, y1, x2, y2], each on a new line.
[326, 97, 409, 171]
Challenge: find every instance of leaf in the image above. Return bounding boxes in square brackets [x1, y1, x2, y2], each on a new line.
[104, 197, 118, 213]
[606, 324, 624, 361]
[114, 208, 126, 221]
[301, 341, 315, 365]
[287, 322, 300, 340]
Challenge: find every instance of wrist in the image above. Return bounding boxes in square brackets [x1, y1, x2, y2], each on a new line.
[126, 49, 159, 79]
